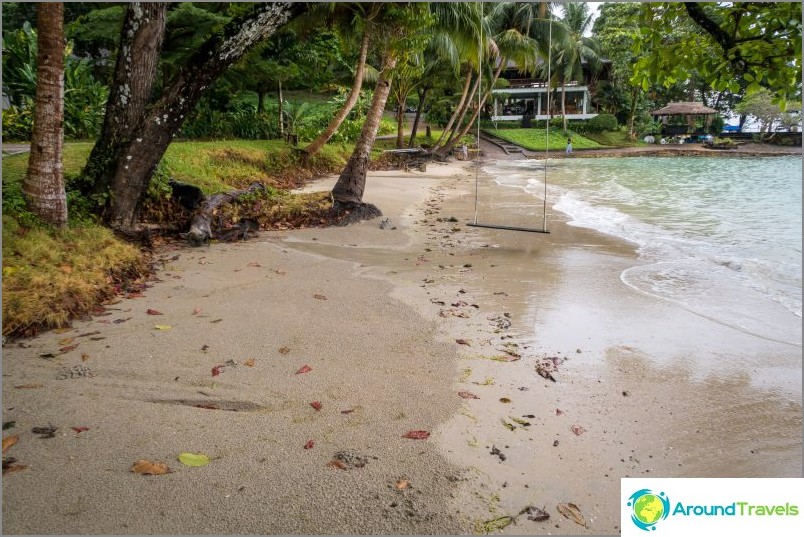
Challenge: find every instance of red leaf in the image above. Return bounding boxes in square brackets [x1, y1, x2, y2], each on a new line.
[310, 401, 322, 411]
[192, 307, 202, 315]
[71, 426, 89, 434]
[295, 365, 312, 375]
[303, 440, 315, 450]
[458, 391, 479, 400]
[211, 365, 224, 377]
[146, 309, 163, 315]
[570, 425, 586, 436]
[59, 344, 79, 353]
[555, 409, 564, 416]
[402, 430, 430, 440]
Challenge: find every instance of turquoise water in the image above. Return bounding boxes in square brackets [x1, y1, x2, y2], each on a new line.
[483, 156, 802, 346]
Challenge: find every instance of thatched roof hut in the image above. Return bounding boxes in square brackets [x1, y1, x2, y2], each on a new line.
[652, 101, 717, 116]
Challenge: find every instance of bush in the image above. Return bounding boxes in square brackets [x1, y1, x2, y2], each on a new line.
[588, 113, 618, 132]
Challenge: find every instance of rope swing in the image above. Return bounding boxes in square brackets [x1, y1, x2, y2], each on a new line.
[468, 2, 551, 234]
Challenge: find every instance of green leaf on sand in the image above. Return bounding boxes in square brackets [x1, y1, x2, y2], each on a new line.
[178, 452, 211, 467]
[154, 325, 172, 330]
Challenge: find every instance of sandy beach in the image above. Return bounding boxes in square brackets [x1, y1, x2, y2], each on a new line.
[2, 145, 801, 534]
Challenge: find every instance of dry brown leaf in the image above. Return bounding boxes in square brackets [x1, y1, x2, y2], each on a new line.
[278, 347, 290, 355]
[313, 294, 327, 300]
[60, 264, 73, 274]
[146, 309, 163, 315]
[274, 269, 287, 275]
[458, 391, 479, 400]
[14, 383, 43, 389]
[192, 307, 202, 315]
[130, 460, 171, 475]
[60, 344, 79, 353]
[557, 502, 587, 528]
[2, 461, 28, 475]
[243, 358, 255, 367]
[2, 435, 19, 454]
[570, 425, 586, 436]
[327, 460, 347, 470]
[455, 339, 471, 346]
[247, 262, 262, 267]
[58, 337, 75, 346]
[81, 353, 90, 362]
[395, 479, 410, 490]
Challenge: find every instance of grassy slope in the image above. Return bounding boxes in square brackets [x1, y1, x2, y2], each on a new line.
[484, 128, 603, 151]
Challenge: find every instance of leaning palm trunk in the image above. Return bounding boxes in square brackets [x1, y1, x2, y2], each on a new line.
[433, 68, 473, 148]
[303, 27, 370, 157]
[408, 86, 429, 147]
[24, 2, 67, 228]
[331, 55, 397, 208]
[441, 71, 481, 148]
[561, 84, 567, 131]
[439, 61, 504, 157]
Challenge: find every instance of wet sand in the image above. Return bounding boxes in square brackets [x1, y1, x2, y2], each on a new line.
[2, 149, 801, 534]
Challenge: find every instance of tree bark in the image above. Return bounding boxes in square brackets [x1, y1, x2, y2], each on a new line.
[441, 71, 481, 148]
[24, 2, 67, 228]
[561, 84, 567, 131]
[331, 54, 397, 207]
[434, 67, 473, 148]
[408, 85, 428, 147]
[439, 61, 504, 157]
[85, 2, 304, 233]
[302, 25, 371, 156]
[278, 78, 284, 137]
[257, 90, 265, 114]
[395, 89, 409, 148]
[83, 3, 167, 197]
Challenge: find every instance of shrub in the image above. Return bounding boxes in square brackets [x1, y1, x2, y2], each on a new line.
[588, 113, 618, 132]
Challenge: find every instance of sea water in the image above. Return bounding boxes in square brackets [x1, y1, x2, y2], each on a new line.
[483, 156, 802, 346]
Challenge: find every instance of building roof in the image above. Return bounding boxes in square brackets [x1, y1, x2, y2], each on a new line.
[652, 101, 718, 115]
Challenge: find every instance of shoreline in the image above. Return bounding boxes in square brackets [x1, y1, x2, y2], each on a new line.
[2, 149, 801, 534]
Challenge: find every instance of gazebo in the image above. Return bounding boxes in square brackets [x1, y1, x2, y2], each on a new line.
[652, 101, 718, 136]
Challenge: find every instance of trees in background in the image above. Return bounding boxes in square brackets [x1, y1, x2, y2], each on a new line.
[23, 2, 67, 227]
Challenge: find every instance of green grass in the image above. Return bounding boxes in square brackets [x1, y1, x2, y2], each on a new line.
[584, 128, 645, 147]
[484, 128, 603, 151]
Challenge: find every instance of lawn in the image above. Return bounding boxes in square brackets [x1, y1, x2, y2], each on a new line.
[484, 128, 603, 151]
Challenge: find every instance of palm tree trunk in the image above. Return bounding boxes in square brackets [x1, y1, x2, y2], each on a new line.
[303, 26, 370, 156]
[395, 89, 409, 148]
[331, 54, 397, 207]
[408, 86, 428, 147]
[278, 79, 284, 137]
[439, 61, 504, 156]
[434, 67, 472, 148]
[24, 2, 67, 228]
[561, 84, 567, 131]
[442, 71, 481, 148]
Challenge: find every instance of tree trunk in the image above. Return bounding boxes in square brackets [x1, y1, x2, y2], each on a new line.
[82, 2, 167, 197]
[442, 71, 481, 148]
[395, 89, 409, 148]
[331, 55, 397, 207]
[434, 67, 473, 148]
[24, 2, 67, 228]
[439, 61, 504, 157]
[302, 25, 371, 156]
[561, 84, 567, 131]
[627, 87, 639, 140]
[83, 2, 304, 233]
[257, 90, 265, 114]
[408, 86, 428, 147]
[278, 79, 284, 137]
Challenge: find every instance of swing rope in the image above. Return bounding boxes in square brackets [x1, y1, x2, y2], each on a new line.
[470, 2, 551, 234]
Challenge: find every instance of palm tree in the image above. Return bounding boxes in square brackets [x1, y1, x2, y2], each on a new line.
[549, 2, 602, 130]
[301, 3, 381, 157]
[24, 2, 67, 227]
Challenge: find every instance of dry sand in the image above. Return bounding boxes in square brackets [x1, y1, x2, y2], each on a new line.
[2, 147, 801, 535]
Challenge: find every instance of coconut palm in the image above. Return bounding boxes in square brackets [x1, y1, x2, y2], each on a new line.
[24, 2, 67, 227]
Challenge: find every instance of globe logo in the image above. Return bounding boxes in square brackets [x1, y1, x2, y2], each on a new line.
[627, 489, 670, 531]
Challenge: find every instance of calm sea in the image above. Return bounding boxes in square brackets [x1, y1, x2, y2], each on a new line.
[483, 156, 802, 346]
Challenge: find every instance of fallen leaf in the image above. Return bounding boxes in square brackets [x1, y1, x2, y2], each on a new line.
[81, 353, 90, 362]
[570, 425, 586, 436]
[243, 358, 255, 367]
[247, 262, 262, 267]
[313, 294, 327, 300]
[499, 397, 512, 403]
[58, 337, 75, 346]
[340, 409, 355, 414]
[510, 416, 531, 426]
[2, 421, 15, 431]
[295, 365, 312, 375]
[520, 505, 550, 522]
[500, 419, 516, 431]
[59, 344, 79, 353]
[210, 319, 223, 323]
[194, 404, 219, 410]
[2, 457, 28, 475]
[14, 383, 43, 389]
[113, 317, 132, 324]
[211, 365, 224, 377]
[130, 460, 171, 475]
[32, 426, 58, 438]
[555, 409, 564, 416]
[274, 269, 287, 275]
[480, 516, 514, 533]
[146, 309, 163, 315]
[395, 479, 410, 490]
[327, 459, 347, 470]
[60, 264, 73, 274]
[178, 452, 211, 467]
[2, 435, 19, 454]
[455, 339, 471, 346]
[278, 346, 290, 355]
[557, 502, 587, 528]
[71, 426, 89, 434]
[192, 307, 202, 315]
[458, 391, 479, 400]
[154, 325, 172, 330]
[310, 401, 322, 411]
[492, 354, 520, 362]
[402, 430, 430, 440]
[201, 344, 210, 352]
[303, 440, 315, 450]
